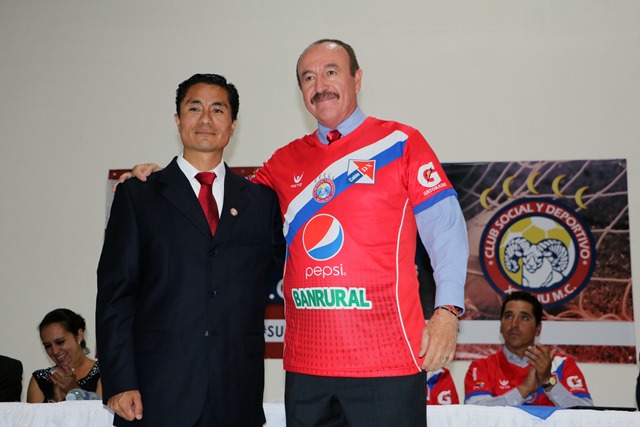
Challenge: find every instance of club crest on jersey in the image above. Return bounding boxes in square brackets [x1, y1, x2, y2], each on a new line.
[303, 214, 344, 261]
[313, 174, 336, 203]
[479, 198, 596, 308]
[347, 159, 376, 184]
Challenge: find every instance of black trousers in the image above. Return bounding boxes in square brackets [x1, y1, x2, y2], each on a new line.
[285, 371, 427, 427]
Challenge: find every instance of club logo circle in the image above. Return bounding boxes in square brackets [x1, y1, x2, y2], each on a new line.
[479, 198, 596, 308]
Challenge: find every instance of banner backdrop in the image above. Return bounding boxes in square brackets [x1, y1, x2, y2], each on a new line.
[444, 159, 634, 364]
[107, 159, 635, 363]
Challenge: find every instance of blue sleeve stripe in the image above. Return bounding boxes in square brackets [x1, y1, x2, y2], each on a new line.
[465, 390, 493, 399]
[573, 392, 592, 398]
[413, 188, 457, 215]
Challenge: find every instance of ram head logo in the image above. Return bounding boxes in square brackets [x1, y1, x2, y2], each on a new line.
[504, 237, 569, 288]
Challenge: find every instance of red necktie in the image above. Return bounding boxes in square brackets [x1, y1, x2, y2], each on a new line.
[326, 129, 342, 144]
[195, 172, 219, 236]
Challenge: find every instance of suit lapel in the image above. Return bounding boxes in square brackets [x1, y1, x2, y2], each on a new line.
[215, 164, 250, 242]
[158, 158, 211, 238]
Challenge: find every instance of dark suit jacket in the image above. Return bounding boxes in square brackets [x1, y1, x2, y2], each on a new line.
[0, 355, 23, 402]
[97, 158, 285, 426]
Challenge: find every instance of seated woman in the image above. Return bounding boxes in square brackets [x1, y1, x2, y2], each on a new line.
[27, 308, 101, 403]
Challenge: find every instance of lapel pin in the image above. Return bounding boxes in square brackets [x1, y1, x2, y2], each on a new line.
[230, 208, 238, 217]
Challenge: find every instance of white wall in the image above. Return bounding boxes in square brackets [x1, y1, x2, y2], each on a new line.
[1, 0, 638, 407]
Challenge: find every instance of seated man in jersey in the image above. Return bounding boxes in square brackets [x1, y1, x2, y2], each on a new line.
[464, 291, 593, 407]
[427, 367, 459, 405]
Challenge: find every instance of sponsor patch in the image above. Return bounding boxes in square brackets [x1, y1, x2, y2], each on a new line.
[417, 162, 443, 188]
[291, 172, 304, 188]
[302, 214, 344, 261]
[347, 159, 376, 184]
[291, 287, 372, 309]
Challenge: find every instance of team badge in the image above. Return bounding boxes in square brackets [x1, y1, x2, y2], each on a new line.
[480, 198, 596, 308]
[347, 159, 375, 184]
[302, 214, 344, 261]
[313, 175, 335, 203]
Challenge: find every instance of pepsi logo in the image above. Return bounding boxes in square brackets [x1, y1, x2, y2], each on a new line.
[302, 214, 344, 261]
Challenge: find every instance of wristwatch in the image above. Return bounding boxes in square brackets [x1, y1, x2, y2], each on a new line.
[542, 375, 557, 389]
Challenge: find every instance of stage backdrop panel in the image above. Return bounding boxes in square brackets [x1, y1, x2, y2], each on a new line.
[450, 159, 634, 363]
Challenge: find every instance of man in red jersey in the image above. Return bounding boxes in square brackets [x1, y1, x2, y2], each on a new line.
[464, 291, 592, 407]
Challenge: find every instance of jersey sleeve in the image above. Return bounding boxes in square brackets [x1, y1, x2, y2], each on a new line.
[555, 355, 592, 399]
[248, 161, 273, 189]
[402, 127, 457, 214]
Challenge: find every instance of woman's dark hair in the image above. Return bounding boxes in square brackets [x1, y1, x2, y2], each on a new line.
[38, 308, 89, 354]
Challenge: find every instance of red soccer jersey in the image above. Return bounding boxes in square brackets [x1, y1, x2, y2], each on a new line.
[464, 350, 591, 405]
[252, 117, 456, 377]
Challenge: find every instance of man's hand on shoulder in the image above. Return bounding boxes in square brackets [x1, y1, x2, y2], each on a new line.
[111, 163, 163, 192]
[108, 390, 144, 421]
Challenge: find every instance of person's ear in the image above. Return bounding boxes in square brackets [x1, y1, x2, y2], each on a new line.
[230, 119, 238, 138]
[354, 69, 363, 94]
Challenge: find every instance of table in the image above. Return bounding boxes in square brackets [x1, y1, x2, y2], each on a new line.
[0, 401, 638, 426]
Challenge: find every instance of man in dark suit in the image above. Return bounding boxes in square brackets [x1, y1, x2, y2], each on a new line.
[96, 74, 285, 426]
[0, 355, 23, 402]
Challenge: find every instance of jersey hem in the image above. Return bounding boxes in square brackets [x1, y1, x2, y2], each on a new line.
[283, 365, 423, 378]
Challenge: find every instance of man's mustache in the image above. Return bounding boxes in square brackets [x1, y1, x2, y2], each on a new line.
[311, 91, 339, 104]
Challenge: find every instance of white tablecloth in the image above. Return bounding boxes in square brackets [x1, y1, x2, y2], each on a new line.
[425, 404, 640, 427]
[0, 401, 638, 426]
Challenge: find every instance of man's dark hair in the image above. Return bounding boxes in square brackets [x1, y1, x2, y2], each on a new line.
[175, 73, 239, 121]
[38, 308, 90, 354]
[500, 291, 543, 325]
[296, 39, 360, 87]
